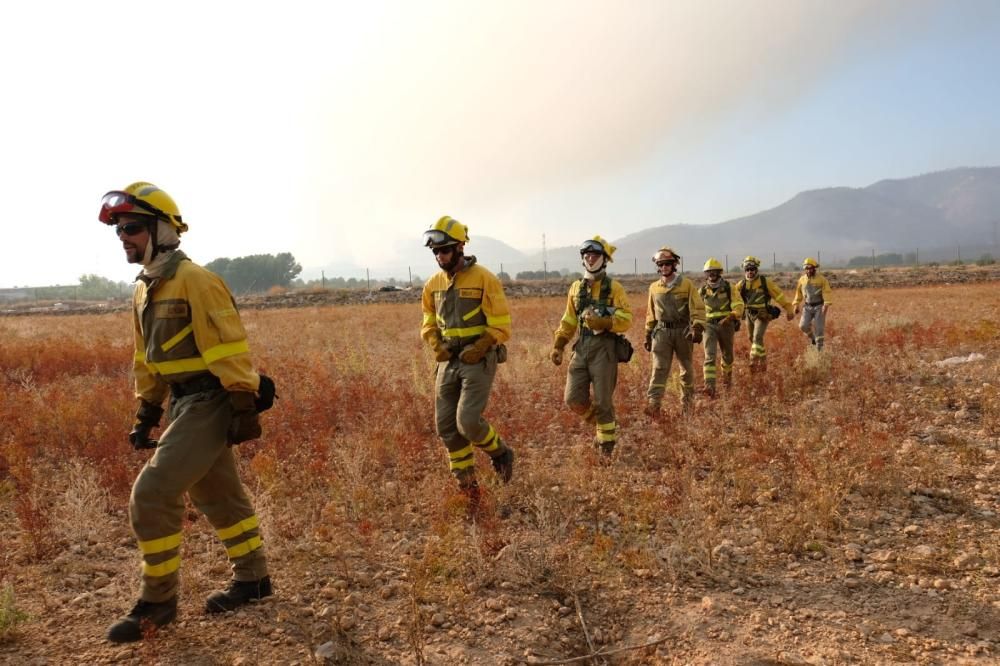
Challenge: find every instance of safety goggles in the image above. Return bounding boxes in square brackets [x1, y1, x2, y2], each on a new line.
[99, 191, 167, 224]
[114, 220, 148, 237]
[423, 229, 459, 248]
[579, 240, 605, 256]
[744, 266, 758, 272]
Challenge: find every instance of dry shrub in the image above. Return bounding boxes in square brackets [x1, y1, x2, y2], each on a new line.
[48, 460, 115, 546]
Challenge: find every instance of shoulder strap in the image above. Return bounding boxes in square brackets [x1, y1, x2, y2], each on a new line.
[760, 275, 771, 305]
[600, 277, 612, 305]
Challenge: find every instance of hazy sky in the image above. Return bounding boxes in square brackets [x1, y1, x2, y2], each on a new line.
[2, 0, 999, 287]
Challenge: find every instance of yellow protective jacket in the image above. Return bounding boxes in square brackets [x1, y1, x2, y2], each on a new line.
[421, 256, 511, 348]
[132, 251, 259, 405]
[792, 273, 833, 307]
[555, 276, 632, 341]
[699, 279, 745, 321]
[644, 275, 706, 333]
[736, 274, 793, 315]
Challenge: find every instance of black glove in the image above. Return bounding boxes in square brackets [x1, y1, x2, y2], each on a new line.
[129, 399, 163, 450]
[643, 330, 653, 352]
[228, 391, 262, 446]
[686, 324, 704, 344]
[255, 374, 277, 413]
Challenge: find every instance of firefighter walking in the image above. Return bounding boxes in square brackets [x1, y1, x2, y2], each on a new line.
[550, 236, 633, 456]
[643, 247, 705, 412]
[421, 216, 514, 504]
[736, 256, 794, 372]
[792, 257, 833, 350]
[100, 183, 275, 643]
[699, 257, 744, 396]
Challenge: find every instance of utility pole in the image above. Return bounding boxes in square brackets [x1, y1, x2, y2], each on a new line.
[871, 248, 876, 271]
[322, 270, 326, 289]
[772, 252, 776, 271]
[633, 257, 637, 277]
[542, 233, 548, 277]
[724, 254, 728, 273]
[408, 266, 412, 288]
[366, 268, 370, 292]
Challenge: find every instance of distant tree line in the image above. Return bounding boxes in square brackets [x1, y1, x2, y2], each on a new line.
[204, 253, 302, 294]
[846, 252, 918, 267]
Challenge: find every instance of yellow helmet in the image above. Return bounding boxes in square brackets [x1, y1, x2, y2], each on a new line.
[423, 215, 470, 248]
[802, 257, 819, 268]
[703, 257, 723, 272]
[652, 246, 679, 264]
[99, 182, 186, 232]
[742, 255, 761, 270]
[580, 235, 615, 262]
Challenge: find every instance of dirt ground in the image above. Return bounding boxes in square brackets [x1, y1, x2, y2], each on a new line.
[1, 278, 999, 665]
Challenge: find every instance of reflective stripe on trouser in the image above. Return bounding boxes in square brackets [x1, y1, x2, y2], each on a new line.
[800, 304, 825, 349]
[435, 349, 508, 484]
[564, 335, 618, 441]
[646, 327, 694, 403]
[747, 313, 770, 359]
[129, 389, 267, 603]
[704, 319, 735, 387]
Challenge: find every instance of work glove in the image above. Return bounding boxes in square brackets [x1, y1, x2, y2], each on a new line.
[686, 324, 704, 344]
[227, 391, 262, 446]
[583, 310, 613, 332]
[128, 399, 163, 450]
[430, 337, 453, 362]
[550, 335, 570, 366]
[460, 332, 496, 364]
[785, 310, 795, 321]
[643, 330, 653, 352]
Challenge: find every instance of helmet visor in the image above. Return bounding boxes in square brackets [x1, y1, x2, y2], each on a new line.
[579, 240, 605, 256]
[99, 191, 165, 224]
[423, 229, 458, 248]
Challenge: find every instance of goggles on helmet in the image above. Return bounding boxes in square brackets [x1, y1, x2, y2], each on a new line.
[99, 191, 169, 224]
[579, 240, 605, 256]
[423, 229, 460, 248]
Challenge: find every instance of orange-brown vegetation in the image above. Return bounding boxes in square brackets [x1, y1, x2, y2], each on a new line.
[1, 283, 999, 663]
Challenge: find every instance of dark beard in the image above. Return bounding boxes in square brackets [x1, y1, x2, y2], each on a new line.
[441, 250, 464, 273]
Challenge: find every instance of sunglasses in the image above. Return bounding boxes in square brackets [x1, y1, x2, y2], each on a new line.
[655, 260, 675, 267]
[115, 221, 147, 237]
[431, 246, 455, 256]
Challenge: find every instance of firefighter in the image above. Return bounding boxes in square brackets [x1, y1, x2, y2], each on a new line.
[792, 257, 833, 351]
[100, 183, 275, 643]
[550, 236, 632, 456]
[735, 256, 794, 372]
[643, 247, 705, 412]
[421, 216, 514, 505]
[699, 257, 744, 396]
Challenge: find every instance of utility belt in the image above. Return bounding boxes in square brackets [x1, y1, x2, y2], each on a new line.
[441, 334, 507, 363]
[805, 299, 824, 307]
[706, 313, 731, 321]
[653, 320, 688, 332]
[170, 373, 223, 398]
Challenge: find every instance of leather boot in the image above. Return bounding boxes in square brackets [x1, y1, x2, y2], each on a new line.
[107, 597, 177, 643]
[491, 448, 515, 483]
[206, 576, 273, 613]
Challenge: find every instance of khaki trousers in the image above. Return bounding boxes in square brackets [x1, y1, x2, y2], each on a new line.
[565, 335, 618, 444]
[435, 349, 508, 485]
[746, 310, 770, 362]
[646, 327, 694, 405]
[704, 318, 735, 387]
[130, 388, 267, 603]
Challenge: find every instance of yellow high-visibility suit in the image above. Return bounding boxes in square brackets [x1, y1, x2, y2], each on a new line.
[792, 272, 833, 350]
[735, 274, 793, 367]
[130, 250, 267, 603]
[555, 276, 632, 450]
[644, 274, 706, 407]
[421, 257, 512, 486]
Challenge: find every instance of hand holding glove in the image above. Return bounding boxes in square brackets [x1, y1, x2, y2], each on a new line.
[643, 330, 653, 352]
[460, 332, 497, 364]
[583, 310, 613, 332]
[431, 338, 453, 362]
[128, 399, 163, 450]
[227, 391, 262, 446]
[550, 335, 570, 366]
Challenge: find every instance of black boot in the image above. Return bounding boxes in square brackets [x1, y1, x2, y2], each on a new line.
[206, 576, 273, 613]
[107, 598, 177, 643]
[491, 448, 515, 483]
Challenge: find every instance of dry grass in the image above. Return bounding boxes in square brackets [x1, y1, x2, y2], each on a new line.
[1, 282, 999, 661]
